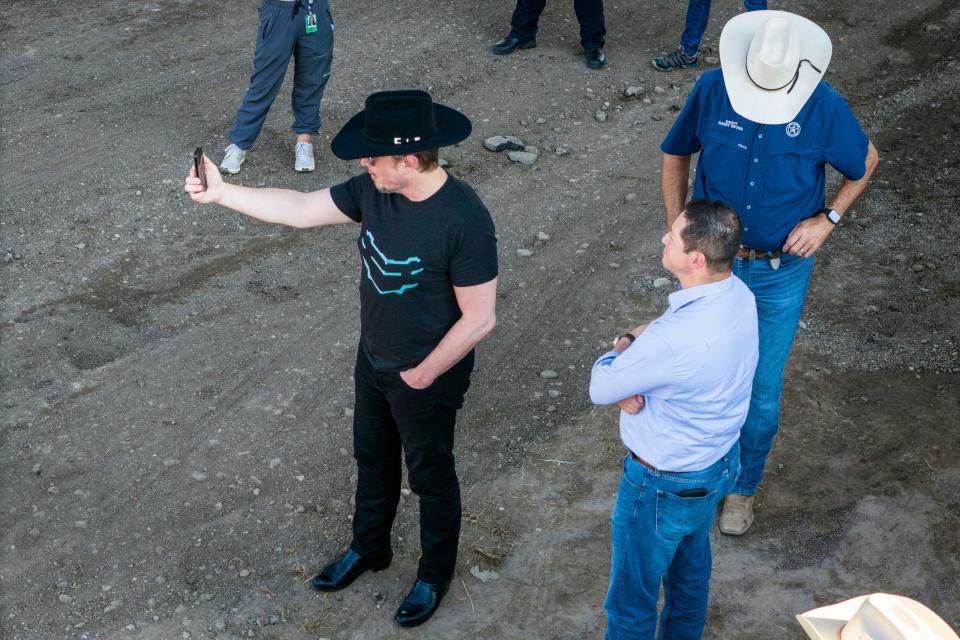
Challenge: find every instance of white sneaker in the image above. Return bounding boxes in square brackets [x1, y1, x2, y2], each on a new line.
[220, 144, 246, 174]
[295, 142, 315, 173]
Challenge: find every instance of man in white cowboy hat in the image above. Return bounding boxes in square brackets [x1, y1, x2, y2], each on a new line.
[660, 10, 879, 536]
[797, 593, 959, 640]
[185, 90, 498, 628]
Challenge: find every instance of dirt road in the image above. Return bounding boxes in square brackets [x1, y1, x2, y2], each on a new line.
[2, 0, 958, 638]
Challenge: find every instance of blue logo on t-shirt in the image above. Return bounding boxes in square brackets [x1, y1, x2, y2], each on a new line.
[360, 230, 423, 295]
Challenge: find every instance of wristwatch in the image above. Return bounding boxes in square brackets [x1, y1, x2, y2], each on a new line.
[820, 207, 842, 225]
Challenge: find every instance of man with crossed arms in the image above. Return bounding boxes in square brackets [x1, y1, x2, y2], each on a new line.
[591, 200, 758, 638]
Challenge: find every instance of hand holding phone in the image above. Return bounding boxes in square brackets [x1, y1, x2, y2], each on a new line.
[193, 146, 207, 190]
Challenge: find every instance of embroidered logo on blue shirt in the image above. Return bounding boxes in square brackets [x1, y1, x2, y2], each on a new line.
[360, 230, 423, 295]
[785, 121, 801, 137]
[717, 119, 744, 131]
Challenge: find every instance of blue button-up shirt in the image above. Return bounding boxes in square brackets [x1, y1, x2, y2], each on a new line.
[661, 69, 869, 251]
[589, 275, 758, 472]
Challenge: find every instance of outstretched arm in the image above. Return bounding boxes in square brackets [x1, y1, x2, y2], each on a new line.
[184, 154, 355, 228]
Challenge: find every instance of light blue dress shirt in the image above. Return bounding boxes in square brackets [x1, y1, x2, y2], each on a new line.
[589, 275, 759, 472]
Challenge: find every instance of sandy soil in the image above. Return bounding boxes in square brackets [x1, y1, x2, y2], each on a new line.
[1, 0, 958, 638]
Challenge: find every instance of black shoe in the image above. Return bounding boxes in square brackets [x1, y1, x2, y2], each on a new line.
[393, 579, 451, 628]
[309, 549, 391, 592]
[585, 47, 606, 69]
[652, 47, 698, 71]
[493, 34, 537, 55]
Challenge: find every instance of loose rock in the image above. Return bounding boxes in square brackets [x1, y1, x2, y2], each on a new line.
[624, 85, 642, 97]
[517, 248, 533, 257]
[540, 370, 558, 379]
[537, 231, 551, 241]
[594, 110, 608, 123]
[483, 135, 525, 152]
[653, 277, 672, 288]
[508, 150, 539, 165]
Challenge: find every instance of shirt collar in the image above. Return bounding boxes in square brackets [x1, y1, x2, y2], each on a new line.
[666, 274, 735, 314]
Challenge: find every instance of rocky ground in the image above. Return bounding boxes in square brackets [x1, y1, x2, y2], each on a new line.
[1, 0, 958, 638]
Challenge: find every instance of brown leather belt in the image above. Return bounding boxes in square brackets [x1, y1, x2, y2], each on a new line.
[736, 246, 780, 260]
[629, 450, 686, 474]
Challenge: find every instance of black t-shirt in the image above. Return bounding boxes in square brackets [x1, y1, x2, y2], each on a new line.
[330, 172, 498, 370]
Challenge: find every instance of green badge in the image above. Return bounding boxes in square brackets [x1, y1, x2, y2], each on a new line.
[305, 12, 318, 33]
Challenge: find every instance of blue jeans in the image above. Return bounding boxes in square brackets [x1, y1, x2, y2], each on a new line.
[605, 444, 740, 640]
[731, 253, 814, 495]
[680, 0, 766, 56]
[228, 0, 334, 149]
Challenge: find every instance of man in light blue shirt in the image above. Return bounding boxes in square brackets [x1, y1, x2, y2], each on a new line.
[590, 200, 758, 639]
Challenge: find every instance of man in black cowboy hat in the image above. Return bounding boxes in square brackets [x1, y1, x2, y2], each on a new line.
[185, 90, 498, 627]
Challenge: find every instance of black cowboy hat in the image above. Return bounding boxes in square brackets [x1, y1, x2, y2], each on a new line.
[330, 90, 472, 160]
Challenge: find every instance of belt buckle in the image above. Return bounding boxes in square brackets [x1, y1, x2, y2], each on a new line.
[770, 255, 781, 270]
[748, 248, 756, 260]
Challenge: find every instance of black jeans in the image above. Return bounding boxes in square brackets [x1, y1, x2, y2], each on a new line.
[349, 346, 474, 584]
[509, 0, 606, 49]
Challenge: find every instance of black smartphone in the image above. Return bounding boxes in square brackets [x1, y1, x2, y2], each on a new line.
[193, 146, 207, 190]
[677, 488, 708, 498]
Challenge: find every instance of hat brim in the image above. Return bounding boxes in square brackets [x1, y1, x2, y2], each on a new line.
[330, 102, 472, 160]
[719, 10, 832, 125]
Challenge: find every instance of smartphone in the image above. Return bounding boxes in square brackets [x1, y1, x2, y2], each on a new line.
[677, 488, 708, 498]
[193, 146, 207, 190]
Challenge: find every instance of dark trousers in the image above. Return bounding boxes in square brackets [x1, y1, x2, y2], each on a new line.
[509, 0, 606, 49]
[228, 0, 334, 149]
[349, 346, 474, 584]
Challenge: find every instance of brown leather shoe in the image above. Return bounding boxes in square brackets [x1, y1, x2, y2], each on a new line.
[718, 494, 754, 536]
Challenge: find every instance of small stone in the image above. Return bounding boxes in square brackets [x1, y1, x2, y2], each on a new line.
[47, 485, 59, 494]
[609, 262, 621, 269]
[548, 390, 560, 398]
[536, 117, 547, 124]
[268, 458, 281, 469]
[507, 150, 538, 165]
[625, 193, 637, 201]
[239, 569, 250, 577]
[191, 471, 207, 481]
[3, 253, 13, 264]
[438, 158, 449, 168]
[554, 145, 571, 156]
[844, 16, 857, 27]
[654, 86, 666, 94]
[519, 119, 529, 126]
[537, 231, 551, 241]
[214, 622, 227, 632]
[32, 463, 41, 475]
[540, 370, 558, 379]
[483, 135, 525, 152]
[58, 594, 73, 604]
[653, 277, 672, 288]
[74, 520, 87, 529]
[798, 320, 808, 329]
[924, 23, 942, 32]
[594, 110, 608, 123]
[704, 56, 719, 65]
[911, 263, 924, 272]
[28, 527, 39, 537]
[344, 407, 354, 418]
[268, 616, 280, 625]
[642, 97, 652, 105]
[470, 565, 500, 582]
[624, 85, 642, 97]
[401, 488, 412, 496]
[517, 248, 533, 257]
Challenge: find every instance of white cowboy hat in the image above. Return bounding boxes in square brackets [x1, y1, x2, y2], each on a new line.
[797, 593, 959, 640]
[719, 10, 832, 125]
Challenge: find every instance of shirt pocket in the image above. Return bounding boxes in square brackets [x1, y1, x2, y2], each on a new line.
[763, 137, 821, 197]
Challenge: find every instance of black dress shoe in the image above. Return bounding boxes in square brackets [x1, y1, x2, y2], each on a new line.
[393, 579, 450, 628]
[492, 34, 537, 55]
[585, 47, 606, 69]
[309, 549, 391, 592]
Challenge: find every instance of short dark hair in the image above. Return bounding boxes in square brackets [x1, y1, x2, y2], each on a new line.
[680, 200, 742, 273]
[393, 148, 439, 172]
